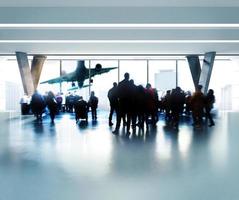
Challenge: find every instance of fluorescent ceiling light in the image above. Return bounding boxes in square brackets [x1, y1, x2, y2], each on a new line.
[1, 24, 239, 29]
[0, 40, 239, 43]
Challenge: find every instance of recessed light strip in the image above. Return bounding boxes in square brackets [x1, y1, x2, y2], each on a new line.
[0, 40, 239, 43]
[0, 24, 239, 29]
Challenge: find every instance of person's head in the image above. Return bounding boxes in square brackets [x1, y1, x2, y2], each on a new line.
[113, 82, 117, 87]
[138, 85, 144, 91]
[129, 79, 134, 85]
[48, 91, 54, 98]
[186, 91, 191, 96]
[91, 91, 95, 96]
[166, 90, 171, 94]
[124, 72, 130, 80]
[208, 89, 214, 95]
[176, 86, 181, 91]
[197, 84, 203, 91]
[79, 96, 83, 100]
[146, 83, 151, 89]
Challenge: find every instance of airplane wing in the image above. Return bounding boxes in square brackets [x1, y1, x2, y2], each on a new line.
[89, 67, 117, 78]
[40, 72, 76, 84]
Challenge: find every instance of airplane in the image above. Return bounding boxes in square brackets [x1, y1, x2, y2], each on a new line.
[40, 60, 117, 88]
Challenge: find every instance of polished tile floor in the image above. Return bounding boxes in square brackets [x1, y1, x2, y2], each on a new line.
[0, 111, 239, 200]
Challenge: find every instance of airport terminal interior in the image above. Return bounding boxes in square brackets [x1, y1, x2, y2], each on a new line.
[1, 1, 239, 199]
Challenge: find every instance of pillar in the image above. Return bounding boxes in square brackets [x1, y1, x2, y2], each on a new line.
[16, 52, 35, 96]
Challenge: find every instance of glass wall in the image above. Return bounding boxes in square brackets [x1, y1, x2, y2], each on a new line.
[177, 60, 195, 93]
[90, 60, 118, 111]
[61, 60, 89, 101]
[149, 60, 176, 98]
[0, 59, 23, 111]
[38, 60, 61, 95]
[119, 60, 147, 86]
[1, 56, 239, 112]
[209, 60, 239, 110]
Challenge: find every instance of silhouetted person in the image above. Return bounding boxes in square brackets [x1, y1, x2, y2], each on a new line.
[170, 87, 185, 129]
[185, 91, 192, 116]
[46, 91, 58, 123]
[205, 89, 215, 127]
[129, 79, 138, 131]
[31, 90, 46, 121]
[74, 93, 81, 105]
[113, 72, 131, 134]
[145, 83, 158, 128]
[135, 85, 147, 129]
[88, 91, 98, 120]
[162, 90, 172, 121]
[191, 85, 205, 128]
[75, 96, 88, 123]
[108, 82, 118, 126]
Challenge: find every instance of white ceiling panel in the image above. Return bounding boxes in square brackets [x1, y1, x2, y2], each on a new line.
[1, 0, 239, 7]
[0, 6, 239, 54]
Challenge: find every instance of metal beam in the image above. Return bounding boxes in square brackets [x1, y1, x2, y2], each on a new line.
[187, 52, 216, 93]
[199, 52, 216, 94]
[31, 55, 47, 90]
[186, 55, 201, 90]
[16, 52, 35, 96]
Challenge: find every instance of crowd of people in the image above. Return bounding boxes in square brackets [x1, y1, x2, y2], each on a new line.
[108, 72, 215, 135]
[160, 85, 215, 128]
[28, 90, 98, 124]
[108, 73, 159, 135]
[22, 72, 215, 133]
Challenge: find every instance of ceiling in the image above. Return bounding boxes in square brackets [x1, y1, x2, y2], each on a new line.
[0, 5, 239, 56]
[1, 0, 239, 7]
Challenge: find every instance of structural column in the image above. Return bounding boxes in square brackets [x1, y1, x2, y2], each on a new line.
[16, 52, 35, 96]
[186, 55, 201, 90]
[16, 52, 46, 96]
[198, 52, 216, 94]
[186, 52, 216, 94]
[31, 55, 47, 90]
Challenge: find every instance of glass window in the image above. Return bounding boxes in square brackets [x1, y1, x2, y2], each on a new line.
[148, 60, 176, 97]
[177, 60, 195, 93]
[1, 57, 239, 113]
[38, 60, 61, 95]
[90, 60, 118, 111]
[60, 60, 89, 100]
[209, 60, 239, 110]
[0, 59, 23, 111]
[119, 60, 147, 86]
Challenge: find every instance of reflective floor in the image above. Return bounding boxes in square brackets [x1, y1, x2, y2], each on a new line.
[0, 111, 239, 200]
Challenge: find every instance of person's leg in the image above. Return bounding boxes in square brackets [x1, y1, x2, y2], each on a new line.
[113, 108, 121, 133]
[126, 112, 131, 134]
[131, 112, 137, 130]
[109, 106, 114, 126]
[91, 108, 94, 120]
[50, 111, 55, 123]
[192, 111, 197, 126]
[95, 108, 97, 120]
[206, 108, 215, 126]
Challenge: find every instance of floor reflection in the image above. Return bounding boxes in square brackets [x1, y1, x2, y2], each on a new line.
[0, 111, 237, 200]
[32, 121, 44, 135]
